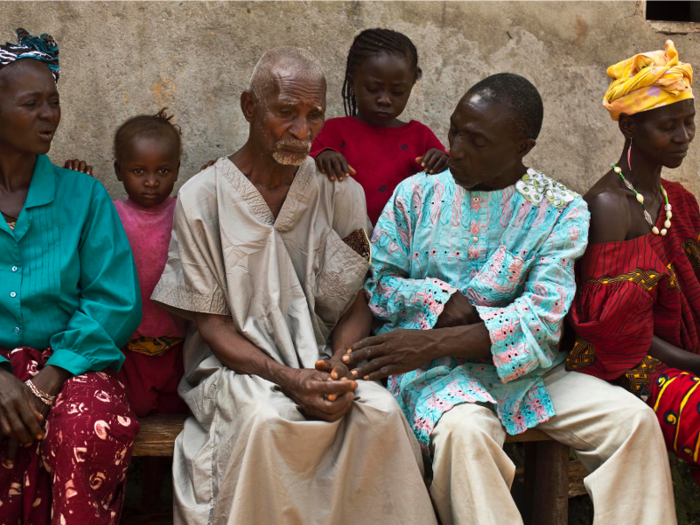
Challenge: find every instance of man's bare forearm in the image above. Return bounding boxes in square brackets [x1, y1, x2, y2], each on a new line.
[330, 291, 372, 359]
[649, 335, 700, 376]
[195, 312, 294, 387]
[428, 323, 492, 361]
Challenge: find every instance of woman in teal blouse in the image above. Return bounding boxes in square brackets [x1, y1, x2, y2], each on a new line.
[0, 30, 141, 524]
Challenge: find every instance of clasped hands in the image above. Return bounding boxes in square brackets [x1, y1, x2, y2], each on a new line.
[280, 357, 358, 423]
[341, 291, 480, 382]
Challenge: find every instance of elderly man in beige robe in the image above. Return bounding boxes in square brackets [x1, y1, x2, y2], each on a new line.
[152, 48, 437, 525]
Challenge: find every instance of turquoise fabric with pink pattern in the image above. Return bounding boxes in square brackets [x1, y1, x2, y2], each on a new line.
[366, 169, 590, 453]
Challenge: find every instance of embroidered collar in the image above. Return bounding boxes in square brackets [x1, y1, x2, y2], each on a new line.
[515, 168, 577, 208]
[216, 155, 314, 231]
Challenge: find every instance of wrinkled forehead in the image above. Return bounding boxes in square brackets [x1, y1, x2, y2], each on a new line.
[265, 67, 326, 108]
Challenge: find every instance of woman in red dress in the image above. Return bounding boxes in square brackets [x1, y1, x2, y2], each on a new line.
[567, 40, 700, 480]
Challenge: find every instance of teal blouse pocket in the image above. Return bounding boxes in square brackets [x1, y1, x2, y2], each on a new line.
[465, 245, 534, 307]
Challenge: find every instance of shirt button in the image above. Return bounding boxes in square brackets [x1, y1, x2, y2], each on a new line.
[13, 327, 20, 334]
[472, 236, 479, 243]
[472, 197, 479, 202]
[11, 266, 17, 272]
[10, 292, 16, 298]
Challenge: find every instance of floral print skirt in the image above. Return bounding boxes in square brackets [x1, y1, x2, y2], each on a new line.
[0, 347, 139, 525]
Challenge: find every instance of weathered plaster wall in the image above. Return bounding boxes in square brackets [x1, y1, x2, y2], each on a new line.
[1, 1, 699, 199]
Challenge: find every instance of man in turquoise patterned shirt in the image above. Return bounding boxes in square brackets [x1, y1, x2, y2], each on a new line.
[344, 74, 675, 525]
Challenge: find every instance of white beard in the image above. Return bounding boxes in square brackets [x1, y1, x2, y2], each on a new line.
[272, 150, 307, 166]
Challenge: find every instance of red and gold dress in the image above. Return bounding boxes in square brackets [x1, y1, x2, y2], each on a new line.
[567, 180, 700, 478]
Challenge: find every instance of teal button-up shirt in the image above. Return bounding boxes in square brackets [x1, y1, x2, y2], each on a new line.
[0, 155, 141, 375]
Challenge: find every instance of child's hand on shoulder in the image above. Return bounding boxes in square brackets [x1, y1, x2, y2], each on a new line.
[315, 150, 356, 182]
[63, 158, 94, 176]
[416, 149, 449, 175]
[199, 159, 217, 171]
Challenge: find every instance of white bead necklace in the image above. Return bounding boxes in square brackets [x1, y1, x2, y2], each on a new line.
[612, 163, 672, 236]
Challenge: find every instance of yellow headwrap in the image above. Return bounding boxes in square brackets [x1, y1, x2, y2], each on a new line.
[603, 40, 693, 121]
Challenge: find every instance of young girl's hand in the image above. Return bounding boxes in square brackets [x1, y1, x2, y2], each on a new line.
[416, 149, 449, 175]
[63, 159, 94, 176]
[200, 159, 217, 171]
[315, 150, 356, 182]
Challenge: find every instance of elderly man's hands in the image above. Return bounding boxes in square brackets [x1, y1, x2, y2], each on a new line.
[315, 150, 356, 182]
[280, 368, 357, 422]
[0, 369, 44, 466]
[315, 357, 354, 381]
[416, 149, 449, 175]
[343, 329, 438, 381]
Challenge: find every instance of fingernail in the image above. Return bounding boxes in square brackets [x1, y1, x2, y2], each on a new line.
[330, 177, 335, 181]
[328, 394, 337, 401]
[340, 377, 349, 382]
[342, 356, 349, 362]
[346, 348, 352, 354]
[36, 434, 43, 440]
[352, 381, 358, 388]
[6, 461, 13, 468]
[364, 376, 370, 381]
[351, 370, 358, 377]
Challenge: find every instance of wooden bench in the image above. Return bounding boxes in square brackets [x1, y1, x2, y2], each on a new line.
[133, 415, 573, 525]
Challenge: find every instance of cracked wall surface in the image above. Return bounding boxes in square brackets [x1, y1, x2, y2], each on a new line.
[1, 1, 699, 199]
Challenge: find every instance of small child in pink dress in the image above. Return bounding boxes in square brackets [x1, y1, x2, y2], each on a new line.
[112, 108, 188, 417]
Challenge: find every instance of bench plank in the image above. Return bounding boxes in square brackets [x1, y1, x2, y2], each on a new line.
[133, 416, 552, 457]
[132, 416, 580, 525]
[132, 414, 188, 457]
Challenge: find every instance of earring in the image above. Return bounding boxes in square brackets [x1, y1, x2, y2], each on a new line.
[627, 137, 633, 172]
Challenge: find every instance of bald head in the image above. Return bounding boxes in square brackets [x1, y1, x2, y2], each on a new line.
[248, 46, 325, 101]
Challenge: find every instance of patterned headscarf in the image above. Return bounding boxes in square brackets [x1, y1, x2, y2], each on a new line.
[603, 40, 693, 121]
[0, 28, 60, 82]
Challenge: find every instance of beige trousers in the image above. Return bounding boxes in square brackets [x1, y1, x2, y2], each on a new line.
[430, 362, 677, 525]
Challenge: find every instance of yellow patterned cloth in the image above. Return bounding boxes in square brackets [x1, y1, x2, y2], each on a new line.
[126, 336, 183, 357]
[603, 40, 693, 121]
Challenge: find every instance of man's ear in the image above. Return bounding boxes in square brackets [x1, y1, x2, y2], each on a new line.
[114, 160, 123, 181]
[516, 138, 537, 159]
[241, 90, 256, 123]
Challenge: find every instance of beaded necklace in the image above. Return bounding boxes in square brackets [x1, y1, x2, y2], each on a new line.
[612, 163, 672, 236]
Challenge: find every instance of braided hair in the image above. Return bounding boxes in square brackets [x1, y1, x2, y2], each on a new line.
[342, 28, 422, 117]
[114, 108, 182, 160]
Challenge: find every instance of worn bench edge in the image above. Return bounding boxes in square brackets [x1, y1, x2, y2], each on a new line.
[132, 415, 553, 457]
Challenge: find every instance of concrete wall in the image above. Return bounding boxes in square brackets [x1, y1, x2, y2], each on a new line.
[1, 1, 699, 199]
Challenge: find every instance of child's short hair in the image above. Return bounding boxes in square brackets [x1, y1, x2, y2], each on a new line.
[113, 107, 182, 160]
[342, 28, 422, 117]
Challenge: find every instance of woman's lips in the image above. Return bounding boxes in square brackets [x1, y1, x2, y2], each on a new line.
[37, 130, 55, 141]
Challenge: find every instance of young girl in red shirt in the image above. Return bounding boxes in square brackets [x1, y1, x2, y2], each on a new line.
[311, 28, 449, 224]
